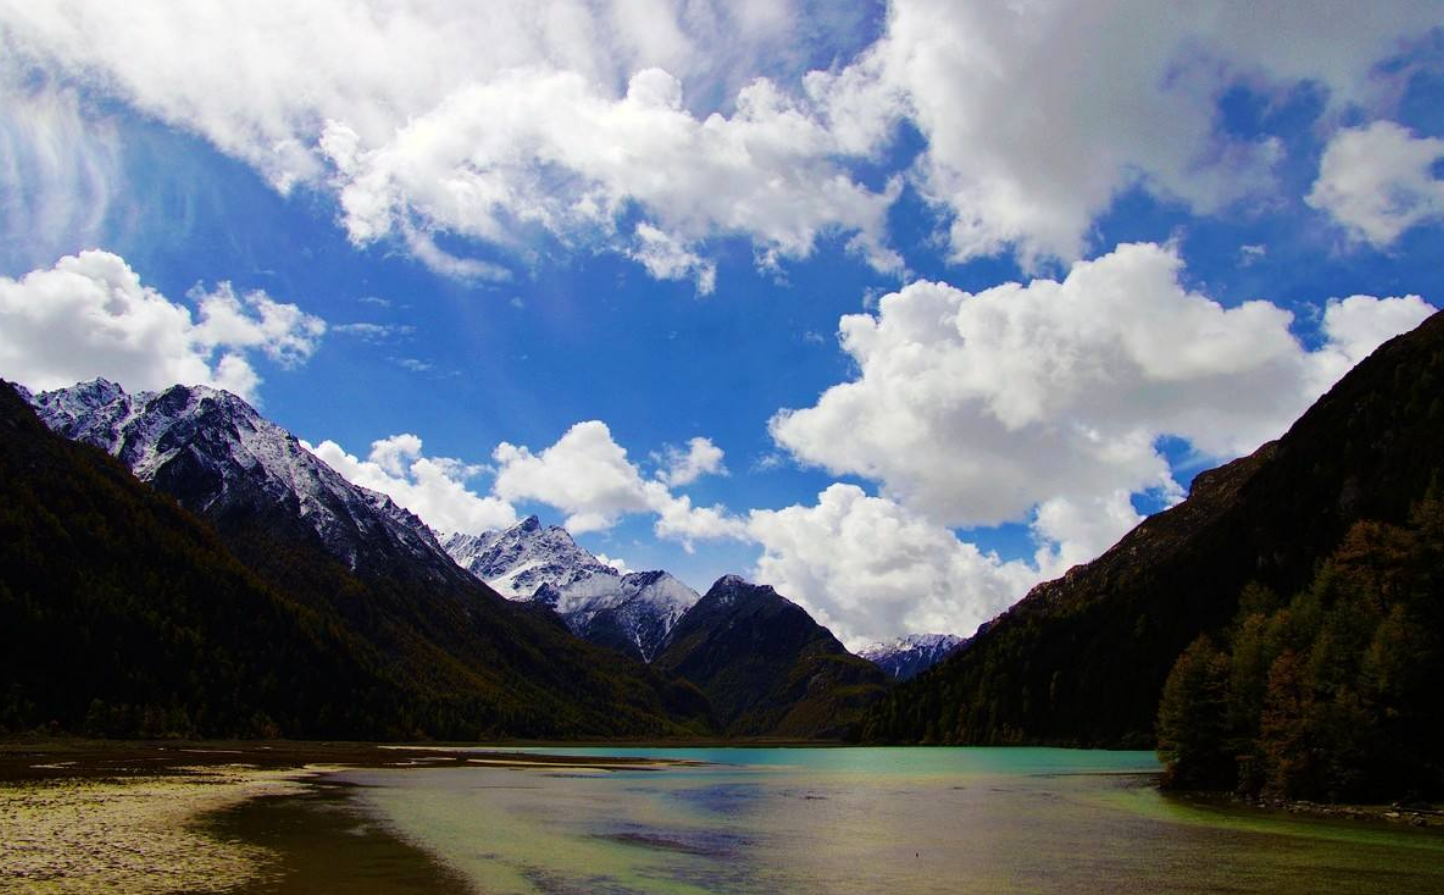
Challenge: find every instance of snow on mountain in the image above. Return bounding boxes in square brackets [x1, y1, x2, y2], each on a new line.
[860, 633, 966, 682]
[30, 379, 457, 577]
[443, 516, 620, 601]
[443, 517, 699, 661]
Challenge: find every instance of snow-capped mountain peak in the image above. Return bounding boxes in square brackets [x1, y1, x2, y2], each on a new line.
[30, 380, 454, 577]
[443, 516, 700, 661]
[443, 516, 619, 602]
[860, 633, 966, 681]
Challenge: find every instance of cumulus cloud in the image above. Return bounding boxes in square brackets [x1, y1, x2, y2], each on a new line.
[493, 421, 656, 533]
[815, 0, 1438, 267]
[1, 1, 893, 286]
[7, 2, 1434, 277]
[307, 434, 518, 535]
[321, 68, 896, 281]
[595, 553, 631, 574]
[628, 223, 716, 295]
[748, 484, 1039, 650]
[1307, 121, 1444, 247]
[492, 420, 744, 546]
[771, 241, 1435, 549]
[0, 250, 324, 400]
[752, 271, 1433, 646]
[655, 436, 727, 486]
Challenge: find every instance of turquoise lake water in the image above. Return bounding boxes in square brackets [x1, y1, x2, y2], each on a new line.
[334, 747, 1444, 894]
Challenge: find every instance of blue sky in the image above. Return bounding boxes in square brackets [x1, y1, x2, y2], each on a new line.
[2, 2, 1442, 647]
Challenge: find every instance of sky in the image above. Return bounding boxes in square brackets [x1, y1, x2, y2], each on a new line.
[1, 1, 1442, 649]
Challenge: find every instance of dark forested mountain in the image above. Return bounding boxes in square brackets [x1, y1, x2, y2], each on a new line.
[655, 576, 889, 739]
[6, 380, 711, 739]
[861, 310, 1444, 748]
[1156, 501, 1444, 800]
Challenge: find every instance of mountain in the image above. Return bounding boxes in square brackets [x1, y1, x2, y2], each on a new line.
[1, 379, 398, 738]
[558, 571, 700, 663]
[23, 380, 713, 739]
[654, 576, 890, 739]
[444, 516, 619, 599]
[860, 310, 1444, 747]
[444, 518, 699, 662]
[860, 634, 966, 682]
[33, 379, 456, 580]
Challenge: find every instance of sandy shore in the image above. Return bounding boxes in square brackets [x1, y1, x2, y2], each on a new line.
[0, 766, 311, 894]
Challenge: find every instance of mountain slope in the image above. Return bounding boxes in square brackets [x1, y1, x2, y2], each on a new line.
[34, 380, 457, 580]
[655, 576, 889, 738]
[0, 380, 404, 737]
[861, 310, 1444, 747]
[444, 518, 699, 662]
[444, 517, 619, 600]
[860, 634, 966, 682]
[24, 381, 713, 739]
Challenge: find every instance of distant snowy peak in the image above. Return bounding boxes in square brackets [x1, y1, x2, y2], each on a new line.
[860, 633, 966, 681]
[442, 515, 619, 600]
[442, 516, 699, 662]
[30, 379, 452, 576]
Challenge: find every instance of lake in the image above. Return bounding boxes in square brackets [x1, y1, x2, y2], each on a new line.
[224, 747, 1444, 894]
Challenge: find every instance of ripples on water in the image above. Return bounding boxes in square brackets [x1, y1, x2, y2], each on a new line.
[296, 748, 1444, 895]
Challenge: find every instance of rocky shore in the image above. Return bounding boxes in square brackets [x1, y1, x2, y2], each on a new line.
[1230, 794, 1443, 829]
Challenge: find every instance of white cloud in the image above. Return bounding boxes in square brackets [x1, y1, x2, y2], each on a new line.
[814, 0, 1438, 267]
[748, 484, 1038, 650]
[492, 420, 745, 546]
[8, 2, 1433, 277]
[628, 223, 716, 295]
[1307, 121, 1444, 247]
[333, 322, 414, 342]
[0, 250, 324, 400]
[595, 553, 631, 574]
[0, 74, 122, 269]
[306, 433, 518, 535]
[751, 271, 1434, 646]
[0, 1, 893, 286]
[322, 68, 896, 282]
[190, 282, 326, 368]
[1307, 292, 1439, 391]
[652, 490, 748, 551]
[771, 242, 1435, 552]
[493, 421, 656, 533]
[656, 436, 727, 486]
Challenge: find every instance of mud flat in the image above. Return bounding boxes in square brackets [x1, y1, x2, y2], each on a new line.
[0, 766, 309, 894]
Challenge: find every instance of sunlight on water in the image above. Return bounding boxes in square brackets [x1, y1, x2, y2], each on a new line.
[340, 748, 1444, 895]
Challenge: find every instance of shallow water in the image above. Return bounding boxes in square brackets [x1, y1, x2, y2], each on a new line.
[303, 747, 1444, 895]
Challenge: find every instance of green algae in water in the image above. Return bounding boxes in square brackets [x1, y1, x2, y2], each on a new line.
[316, 748, 1444, 895]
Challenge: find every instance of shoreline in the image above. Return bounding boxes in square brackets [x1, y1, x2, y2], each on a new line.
[0, 739, 705, 894]
[0, 738, 707, 784]
[0, 765, 313, 894]
[1167, 789, 1443, 831]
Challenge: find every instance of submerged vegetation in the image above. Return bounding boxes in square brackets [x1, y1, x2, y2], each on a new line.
[1158, 496, 1444, 801]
